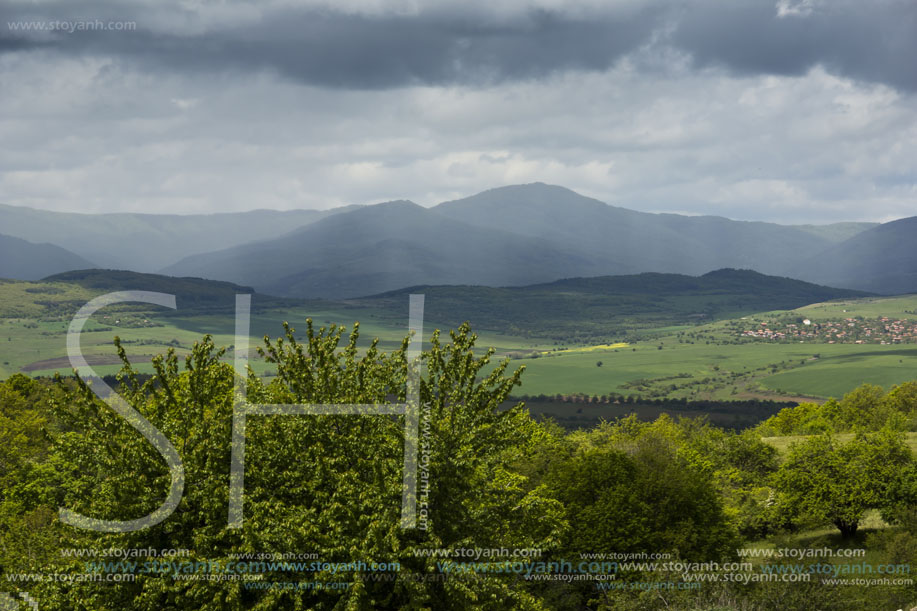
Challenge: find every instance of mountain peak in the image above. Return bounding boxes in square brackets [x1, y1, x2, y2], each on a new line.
[701, 268, 765, 279]
[474, 182, 574, 195]
[437, 182, 600, 206]
[373, 199, 421, 209]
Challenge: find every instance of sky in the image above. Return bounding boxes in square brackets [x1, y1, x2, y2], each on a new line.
[1, 0, 915, 224]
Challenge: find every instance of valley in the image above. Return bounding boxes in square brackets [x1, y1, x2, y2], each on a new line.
[3, 270, 916, 430]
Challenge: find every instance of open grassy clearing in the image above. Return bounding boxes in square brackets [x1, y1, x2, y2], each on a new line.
[762, 432, 917, 457]
[502, 294, 917, 401]
[744, 510, 893, 568]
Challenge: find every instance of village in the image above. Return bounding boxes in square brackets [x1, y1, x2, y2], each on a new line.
[738, 316, 917, 344]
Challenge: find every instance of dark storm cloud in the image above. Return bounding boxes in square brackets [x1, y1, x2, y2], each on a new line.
[1, 0, 915, 90]
[672, 0, 917, 92]
[199, 11, 659, 88]
[1, 3, 663, 89]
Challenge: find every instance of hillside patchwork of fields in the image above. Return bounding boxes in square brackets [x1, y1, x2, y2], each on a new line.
[2, 271, 917, 419]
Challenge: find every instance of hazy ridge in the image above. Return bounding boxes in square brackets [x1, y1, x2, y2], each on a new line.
[3, 183, 911, 297]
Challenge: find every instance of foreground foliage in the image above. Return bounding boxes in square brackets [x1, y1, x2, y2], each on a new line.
[0, 322, 915, 609]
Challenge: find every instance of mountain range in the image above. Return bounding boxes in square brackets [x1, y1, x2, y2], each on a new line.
[0, 183, 912, 297]
[0, 203, 355, 273]
[161, 199, 606, 298]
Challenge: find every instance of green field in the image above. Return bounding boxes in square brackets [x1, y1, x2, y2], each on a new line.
[505, 336, 917, 400]
[760, 349, 917, 396]
[0, 300, 551, 379]
[4, 278, 917, 406]
[796, 295, 917, 320]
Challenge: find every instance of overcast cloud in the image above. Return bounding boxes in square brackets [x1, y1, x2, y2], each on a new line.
[1, 0, 915, 223]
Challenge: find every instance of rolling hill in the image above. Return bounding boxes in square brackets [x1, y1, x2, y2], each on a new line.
[2, 267, 872, 352]
[42, 269, 272, 312]
[337, 268, 872, 342]
[0, 233, 96, 280]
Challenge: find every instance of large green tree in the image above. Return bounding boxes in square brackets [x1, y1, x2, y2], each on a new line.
[11, 322, 564, 610]
[774, 430, 913, 536]
[545, 443, 736, 560]
[544, 416, 738, 560]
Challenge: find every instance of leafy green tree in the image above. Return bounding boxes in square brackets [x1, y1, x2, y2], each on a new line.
[0, 375, 48, 485]
[774, 430, 913, 536]
[836, 384, 888, 430]
[882, 460, 917, 527]
[19, 322, 565, 610]
[678, 425, 780, 538]
[0, 375, 67, 581]
[537, 422, 737, 610]
[757, 382, 917, 435]
[756, 400, 836, 436]
[882, 381, 917, 429]
[545, 418, 737, 561]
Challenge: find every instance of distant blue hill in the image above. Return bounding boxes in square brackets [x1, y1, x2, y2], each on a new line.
[797, 216, 917, 294]
[0, 233, 95, 280]
[163, 183, 881, 298]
